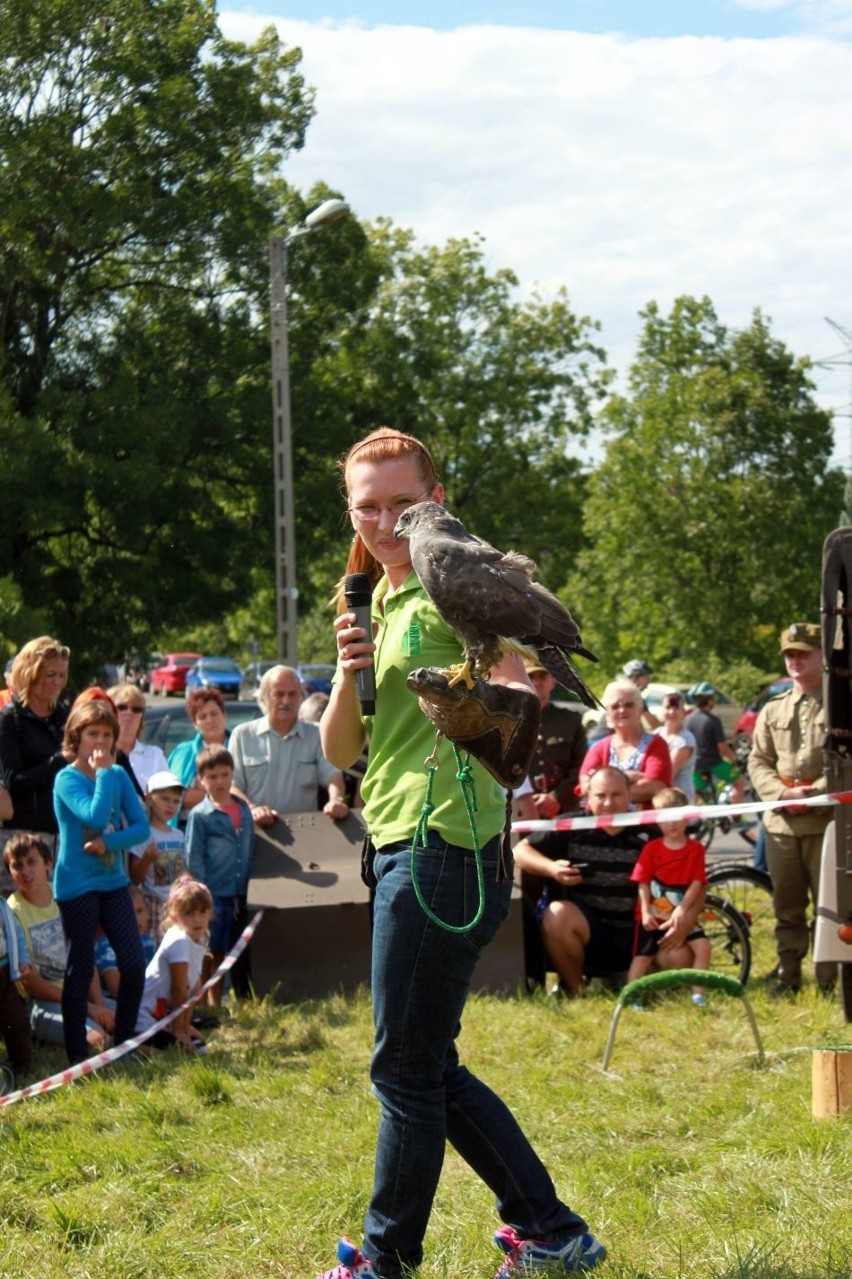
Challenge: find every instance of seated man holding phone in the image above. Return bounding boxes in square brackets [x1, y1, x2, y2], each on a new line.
[514, 766, 696, 994]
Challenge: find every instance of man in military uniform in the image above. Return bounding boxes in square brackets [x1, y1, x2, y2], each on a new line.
[748, 622, 833, 995]
[524, 658, 587, 816]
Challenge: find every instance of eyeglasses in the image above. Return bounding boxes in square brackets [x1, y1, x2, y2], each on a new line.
[608, 701, 638, 711]
[116, 704, 144, 714]
[347, 491, 432, 523]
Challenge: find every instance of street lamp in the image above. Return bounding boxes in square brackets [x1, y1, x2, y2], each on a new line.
[269, 198, 350, 664]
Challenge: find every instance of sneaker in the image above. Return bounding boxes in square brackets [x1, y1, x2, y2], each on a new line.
[493, 1225, 607, 1276]
[316, 1238, 377, 1279]
[691, 993, 707, 1008]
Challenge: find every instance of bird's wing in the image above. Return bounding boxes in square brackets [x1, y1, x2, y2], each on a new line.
[413, 535, 542, 638]
[521, 580, 583, 649]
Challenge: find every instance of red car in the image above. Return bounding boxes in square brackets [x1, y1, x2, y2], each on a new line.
[149, 652, 202, 697]
[734, 677, 793, 746]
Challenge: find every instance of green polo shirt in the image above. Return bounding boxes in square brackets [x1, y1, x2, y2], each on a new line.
[361, 571, 506, 850]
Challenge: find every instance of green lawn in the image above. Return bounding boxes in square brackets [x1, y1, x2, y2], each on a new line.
[1, 981, 850, 1279]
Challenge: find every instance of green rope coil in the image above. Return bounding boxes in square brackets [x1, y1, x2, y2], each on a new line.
[410, 735, 486, 934]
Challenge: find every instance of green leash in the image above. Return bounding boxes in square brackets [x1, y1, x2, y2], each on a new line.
[410, 731, 486, 934]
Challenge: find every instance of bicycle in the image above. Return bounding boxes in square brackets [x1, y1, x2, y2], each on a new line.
[700, 892, 752, 985]
[691, 769, 757, 852]
[706, 862, 776, 985]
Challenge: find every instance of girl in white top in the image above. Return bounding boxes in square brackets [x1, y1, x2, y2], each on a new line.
[136, 875, 212, 1052]
[654, 691, 697, 801]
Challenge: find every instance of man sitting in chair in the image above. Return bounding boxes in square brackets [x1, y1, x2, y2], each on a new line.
[514, 767, 698, 994]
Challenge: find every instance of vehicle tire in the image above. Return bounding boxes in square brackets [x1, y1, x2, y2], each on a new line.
[706, 865, 775, 985]
[700, 892, 751, 985]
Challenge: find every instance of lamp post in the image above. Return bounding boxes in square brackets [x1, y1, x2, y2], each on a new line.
[269, 198, 349, 664]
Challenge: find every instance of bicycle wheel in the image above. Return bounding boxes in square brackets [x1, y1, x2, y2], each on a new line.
[707, 865, 776, 984]
[700, 892, 751, 985]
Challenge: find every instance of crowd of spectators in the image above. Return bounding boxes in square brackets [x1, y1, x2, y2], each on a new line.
[0, 622, 833, 1079]
[0, 640, 352, 1082]
[520, 635, 832, 1001]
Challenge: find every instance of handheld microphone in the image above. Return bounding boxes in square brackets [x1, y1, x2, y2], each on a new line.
[344, 572, 376, 715]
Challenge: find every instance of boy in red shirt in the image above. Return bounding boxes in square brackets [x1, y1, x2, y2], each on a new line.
[628, 786, 711, 1006]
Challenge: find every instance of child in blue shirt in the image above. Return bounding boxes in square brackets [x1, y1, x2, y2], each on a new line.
[0, 891, 32, 1082]
[96, 886, 157, 999]
[52, 700, 149, 1063]
[185, 745, 254, 1005]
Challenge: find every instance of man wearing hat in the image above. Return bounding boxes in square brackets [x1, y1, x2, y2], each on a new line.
[523, 658, 587, 816]
[748, 622, 833, 995]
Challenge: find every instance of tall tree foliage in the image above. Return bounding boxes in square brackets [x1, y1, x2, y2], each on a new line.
[572, 296, 843, 673]
[304, 224, 611, 597]
[0, 0, 319, 672]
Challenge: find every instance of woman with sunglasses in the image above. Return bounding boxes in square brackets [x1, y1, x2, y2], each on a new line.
[0, 636, 71, 844]
[107, 683, 168, 795]
[578, 678, 671, 808]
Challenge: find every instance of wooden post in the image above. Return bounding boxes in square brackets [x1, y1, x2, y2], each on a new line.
[812, 1049, 852, 1117]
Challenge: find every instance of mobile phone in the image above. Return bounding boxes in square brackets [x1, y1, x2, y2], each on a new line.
[572, 862, 594, 876]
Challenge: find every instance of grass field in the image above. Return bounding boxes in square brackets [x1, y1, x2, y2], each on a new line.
[1, 979, 850, 1279]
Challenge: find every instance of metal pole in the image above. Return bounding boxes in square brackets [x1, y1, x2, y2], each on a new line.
[269, 237, 298, 665]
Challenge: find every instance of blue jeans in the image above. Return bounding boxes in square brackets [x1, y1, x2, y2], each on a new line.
[362, 834, 587, 1277]
[58, 887, 145, 1064]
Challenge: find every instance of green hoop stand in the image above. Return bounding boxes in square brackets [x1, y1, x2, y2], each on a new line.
[601, 968, 765, 1071]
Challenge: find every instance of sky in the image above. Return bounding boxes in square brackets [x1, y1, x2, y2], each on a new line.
[220, 0, 852, 465]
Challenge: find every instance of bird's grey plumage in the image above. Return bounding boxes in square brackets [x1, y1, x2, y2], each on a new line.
[393, 501, 598, 707]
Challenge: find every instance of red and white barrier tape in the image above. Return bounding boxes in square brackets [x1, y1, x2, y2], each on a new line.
[511, 789, 852, 835]
[0, 909, 264, 1109]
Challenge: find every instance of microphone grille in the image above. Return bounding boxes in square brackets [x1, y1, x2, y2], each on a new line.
[344, 573, 373, 603]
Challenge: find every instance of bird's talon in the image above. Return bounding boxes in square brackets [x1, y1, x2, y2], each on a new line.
[445, 660, 476, 690]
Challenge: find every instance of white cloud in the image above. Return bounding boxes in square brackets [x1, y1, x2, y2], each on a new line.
[221, 13, 852, 462]
[735, 0, 852, 36]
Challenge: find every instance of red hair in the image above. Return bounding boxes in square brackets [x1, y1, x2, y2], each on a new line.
[73, 686, 118, 715]
[334, 427, 439, 608]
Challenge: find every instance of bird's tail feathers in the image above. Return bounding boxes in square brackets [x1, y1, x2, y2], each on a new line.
[538, 645, 601, 710]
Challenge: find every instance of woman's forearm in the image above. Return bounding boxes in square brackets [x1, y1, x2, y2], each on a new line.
[320, 677, 367, 771]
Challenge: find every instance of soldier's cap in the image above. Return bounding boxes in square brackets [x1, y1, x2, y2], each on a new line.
[522, 655, 549, 677]
[779, 622, 820, 653]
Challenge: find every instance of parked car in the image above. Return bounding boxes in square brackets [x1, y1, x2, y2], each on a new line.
[297, 663, 336, 696]
[643, 682, 743, 741]
[733, 677, 793, 747]
[149, 652, 202, 697]
[184, 657, 243, 698]
[239, 660, 277, 701]
[142, 700, 260, 757]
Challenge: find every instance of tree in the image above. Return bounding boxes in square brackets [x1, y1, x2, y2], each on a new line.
[0, 1, 610, 672]
[572, 296, 843, 674]
[302, 224, 612, 597]
[0, 0, 321, 674]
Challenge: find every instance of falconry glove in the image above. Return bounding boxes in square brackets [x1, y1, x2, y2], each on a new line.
[406, 666, 541, 791]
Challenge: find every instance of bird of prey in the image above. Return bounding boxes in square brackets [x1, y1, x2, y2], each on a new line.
[393, 501, 598, 708]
